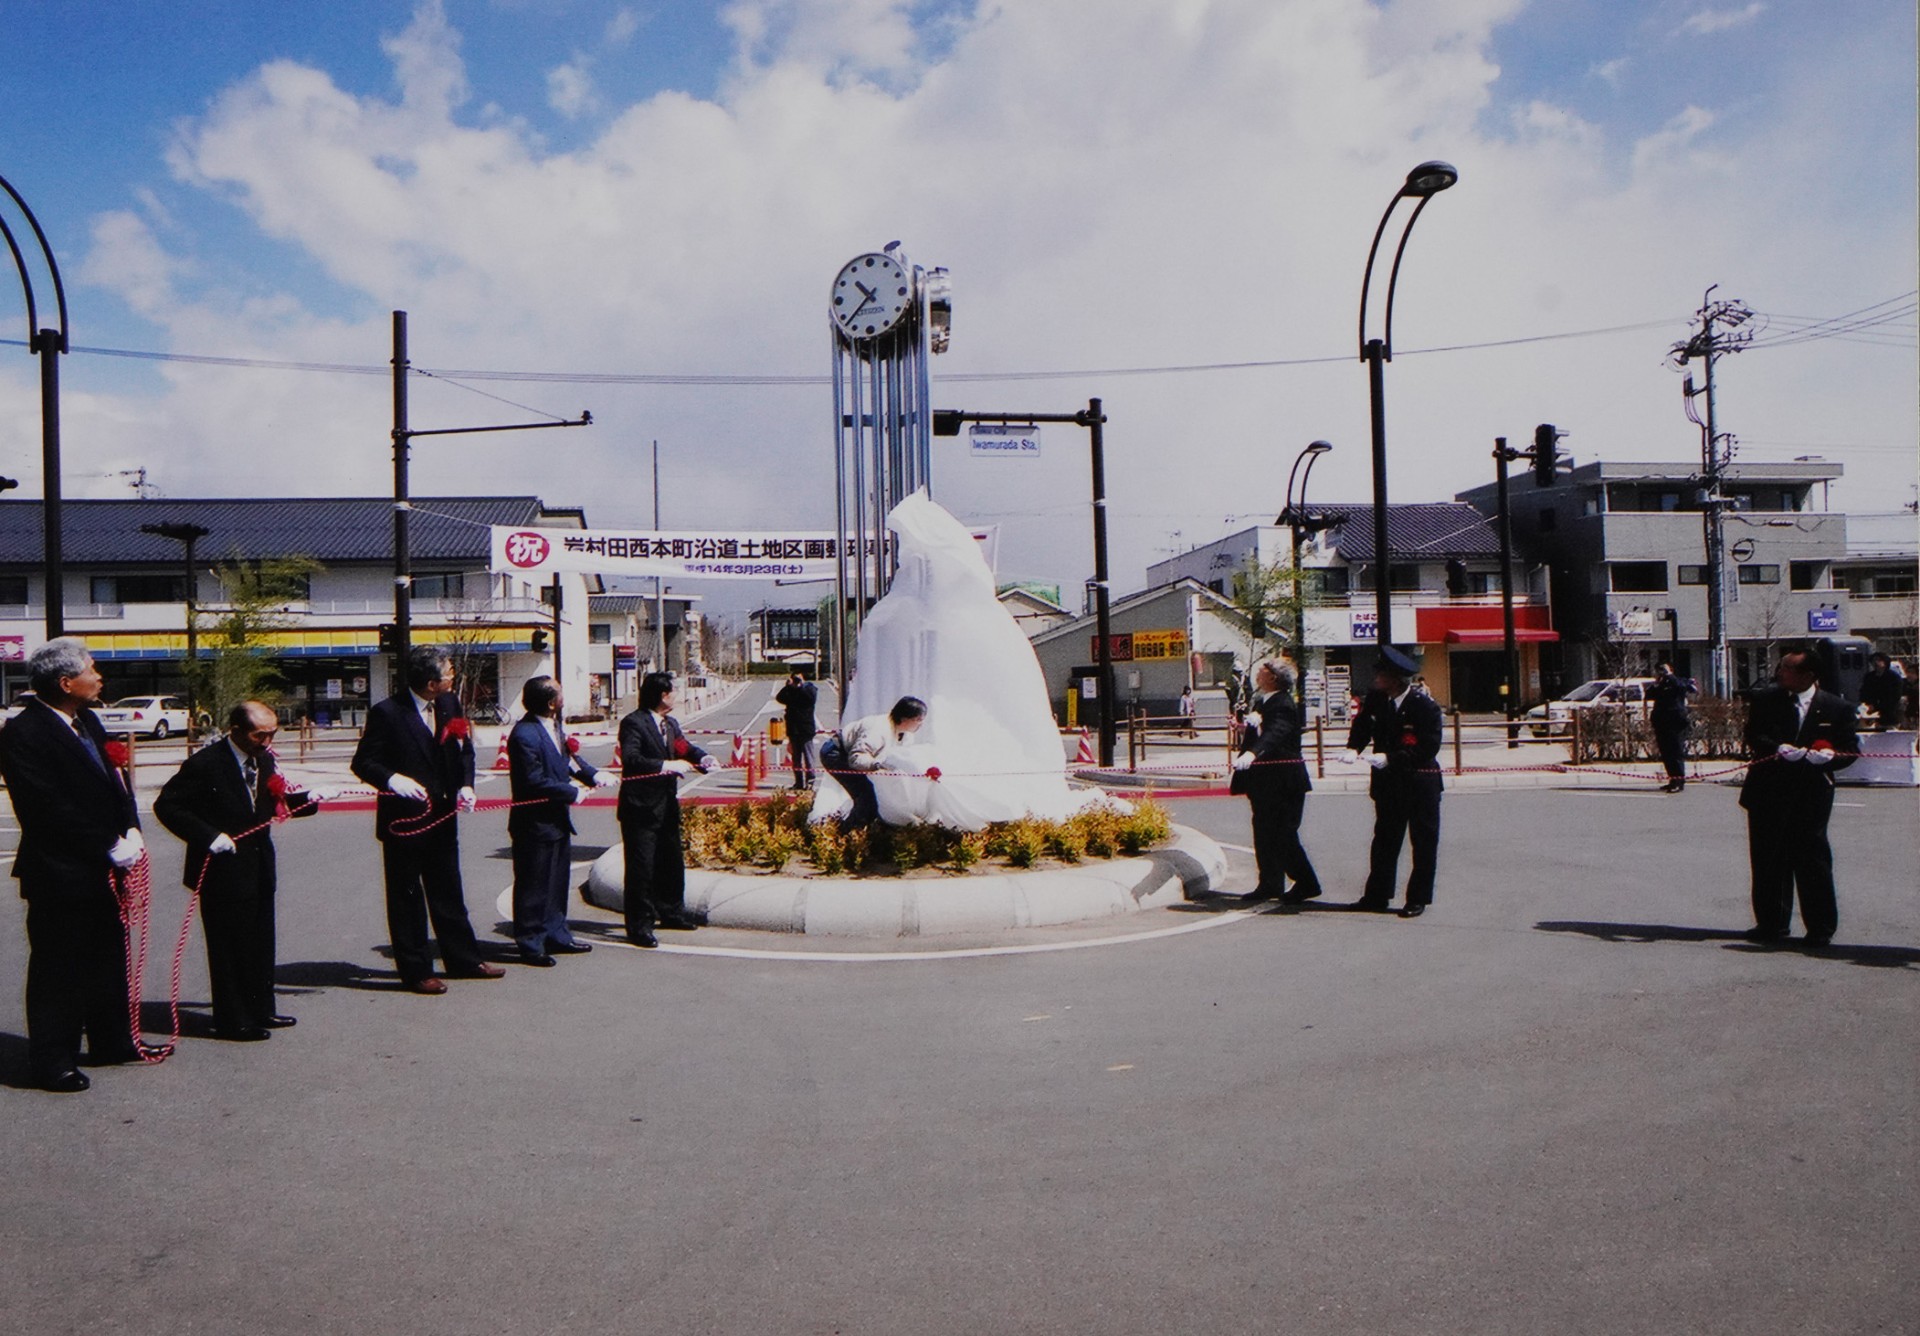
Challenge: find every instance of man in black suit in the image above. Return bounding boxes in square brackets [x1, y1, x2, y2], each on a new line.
[775, 670, 819, 791]
[0, 638, 145, 1092]
[154, 701, 322, 1040]
[616, 672, 713, 947]
[1739, 644, 1859, 947]
[1343, 645, 1445, 918]
[350, 646, 503, 993]
[1649, 662, 1698, 793]
[1231, 659, 1322, 905]
[506, 675, 615, 966]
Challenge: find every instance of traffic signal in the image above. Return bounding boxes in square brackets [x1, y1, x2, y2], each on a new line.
[932, 410, 964, 437]
[377, 623, 399, 653]
[1532, 423, 1559, 487]
[530, 629, 550, 653]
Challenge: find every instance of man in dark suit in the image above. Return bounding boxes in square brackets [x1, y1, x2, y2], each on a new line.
[775, 670, 819, 790]
[506, 675, 615, 966]
[1343, 645, 1445, 918]
[1739, 644, 1859, 947]
[0, 638, 145, 1091]
[1231, 659, 1322, 905]
[1649, 662, 1698, 793]
[350, 646, 503, 993]
[154, 701, 322, 1040]
[617, 672, 713, 947]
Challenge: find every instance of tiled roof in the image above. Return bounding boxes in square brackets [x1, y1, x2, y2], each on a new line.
[1318, 502, 1503, 563]
[0, 497, 554, 566]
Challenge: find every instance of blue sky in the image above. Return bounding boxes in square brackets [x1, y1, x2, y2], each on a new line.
[1, 1, 1914, 600]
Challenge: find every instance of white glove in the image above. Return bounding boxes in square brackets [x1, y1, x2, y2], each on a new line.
[1804, 747, 1836, 767]
[697, 756, 717, 773]
[308, 787, 340, 803]
[1230, 753, 1254, 772]
[109, 829, 144, 870]
[566, 785, 584, 803]
[665, 759, 696, 776]
[1366, 753, 1390, 770]
[591, 771, 619, 788]
[456, 787, 477, 813]
[1340, 749, 1361, 766]
[1775, 744, 1807, 763]
[208, 833, 238, 856]
[388, 774, 429, 802]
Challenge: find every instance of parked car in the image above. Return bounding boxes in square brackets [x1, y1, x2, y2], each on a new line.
[1526, 677, 1658, 739]
[0, 691, 35, 726]
[95, 694, 196, 739]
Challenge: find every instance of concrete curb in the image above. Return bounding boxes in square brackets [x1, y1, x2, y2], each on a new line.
[581, 823, 1228, 938]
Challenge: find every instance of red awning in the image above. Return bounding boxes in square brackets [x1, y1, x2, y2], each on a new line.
[1444, 628, 1559, 645]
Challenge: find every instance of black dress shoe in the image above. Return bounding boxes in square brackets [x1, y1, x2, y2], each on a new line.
[1240, 886, 1280, 904]
[38, 1067, 90, 1093]
[447, 961, 507, 979]
[549, 941, 592, 955]
[519, 952, 557, 968]
[215, 1027, 272, 1042]
[1744, 925, 1789, 944]
[631, 928, 659, 949]
[658, 914, 701, 931]
[1802, 933, 1833, 948]
[1351, 898, 1393, 913]
[1279, 887, 1323, 904]
[264, 1015, 298, 1029]
[1398, 904, 1427, 919]
[86, 1043, 145, 1065]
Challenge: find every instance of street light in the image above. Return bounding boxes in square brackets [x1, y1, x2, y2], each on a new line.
[1278, 440, 1333, 704]
[1357, 160, 1458, 660]
[140, 520, 210, 743]
[1, 172, 70, 640]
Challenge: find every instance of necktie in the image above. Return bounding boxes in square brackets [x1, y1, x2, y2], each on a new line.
[76, 728, 107, 773]
[244, 757, 259, 798]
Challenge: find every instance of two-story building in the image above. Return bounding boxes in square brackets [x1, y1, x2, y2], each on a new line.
[1833, 511, 1918, 659]
[1457, 460, 1851, 690]
[0, 496, 595, 724]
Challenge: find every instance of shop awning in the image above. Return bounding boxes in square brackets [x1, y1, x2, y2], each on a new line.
[1444, 628, 1559, 645]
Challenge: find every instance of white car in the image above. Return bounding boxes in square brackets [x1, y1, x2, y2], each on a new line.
[96, 694, 195, 739]
[1526, 677, 1659, 739]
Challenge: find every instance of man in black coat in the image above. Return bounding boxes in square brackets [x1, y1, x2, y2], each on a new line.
[1739, 644, 1859, 947]
[616, 672, 712, 947]
[1231, 659, 1322, 904]
[1648, 662, 1698, 793]
[154, 701, 321, 1040]
[0, 638, 145, 1091]
[1343, 646, 1445, 918]
[350, 646, 502, 993]
[506, 675, 614, 966]
[775, 670, 819, 790]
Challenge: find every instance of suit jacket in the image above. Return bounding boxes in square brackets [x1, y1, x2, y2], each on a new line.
[154, 741, 318, 896]
[0, 698, 142, 898]
[1234, 692, 1312, 797]
[616, 708, 708, 824]
[1648, 674, 1697, 725]
[775, 681, 819, 739]
[350, 691, 477, 843]
[1739, 685, 1858, 811]
[507, 715, 598, 843]
[1345, 688, 1445, 797]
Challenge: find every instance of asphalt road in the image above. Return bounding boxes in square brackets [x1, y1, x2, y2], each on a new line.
[1, 731, 1914, 1333]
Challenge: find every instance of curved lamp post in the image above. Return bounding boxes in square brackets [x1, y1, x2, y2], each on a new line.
[1280, 440, 1333, 703]
[0, 173, 70, 641]
[1357, 160, 1457, 658]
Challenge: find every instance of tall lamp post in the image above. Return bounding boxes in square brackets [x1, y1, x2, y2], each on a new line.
[1278, 440, 1333, 705]
[1, 173, 70, 640]
[140, 521, 209, 744]
[1357, 160, 1459, 659]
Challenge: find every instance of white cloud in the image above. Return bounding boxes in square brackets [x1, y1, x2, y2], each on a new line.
[1589, 56, 1629, 85]
[28, 0, 1915, 599]
[1676, 4, 1765, 37]
[605, 7, 640, 47]
[547, 59, 599, 118]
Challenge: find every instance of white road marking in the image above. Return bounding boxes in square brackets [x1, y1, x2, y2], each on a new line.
[1216, 841, 1254, 854]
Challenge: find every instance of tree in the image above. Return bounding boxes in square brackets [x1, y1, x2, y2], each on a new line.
[192, 555, 325, 720]
[1223, 559, 1301, 707]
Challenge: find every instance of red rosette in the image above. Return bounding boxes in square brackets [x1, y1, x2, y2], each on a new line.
[672, 736, 690, 759]
[566, 736, 581, 755]
[1809, 737, 1834, 753]
[267, 772, 288, 797]
[103, 739, 131, 770]
[926, 766, 943, 782]
[439, 716, 471, 745]
[1399, 732, 1418, 749]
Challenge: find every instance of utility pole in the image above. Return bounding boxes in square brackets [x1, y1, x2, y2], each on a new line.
[1672, 286, 1753, 698]
[653, 439, 666, 674]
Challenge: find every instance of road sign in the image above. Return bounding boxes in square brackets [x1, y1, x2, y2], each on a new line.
[969, 424, 1041, 457]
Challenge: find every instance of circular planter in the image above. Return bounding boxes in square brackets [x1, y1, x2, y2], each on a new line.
[582, 824, 1227, 938]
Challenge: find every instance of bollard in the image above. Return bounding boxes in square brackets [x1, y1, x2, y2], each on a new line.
[1450, 707, 1463, 776]
[1314, 717, 1324, 780]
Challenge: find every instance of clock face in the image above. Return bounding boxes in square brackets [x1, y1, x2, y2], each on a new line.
[831, 253, 913, 340]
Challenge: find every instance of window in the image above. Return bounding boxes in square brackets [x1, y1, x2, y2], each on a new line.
[588, 624, 613, 644]
[1312, 567, 1351, 597]
[1789, 561, 1828, 591]
[411, 572, 465, 599]
[89, 574, 186, 604]
[1608, 562, 1669, 593]
[1677, 565, 1709, 586]
[1353, 564, 1420, 592]
[1538, 509, 1558, 532]
[0, 575, 28, 604]
[1737, 564, 1781, 585]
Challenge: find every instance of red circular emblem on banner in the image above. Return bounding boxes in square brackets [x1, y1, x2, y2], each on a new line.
[503, 531, 551, 568]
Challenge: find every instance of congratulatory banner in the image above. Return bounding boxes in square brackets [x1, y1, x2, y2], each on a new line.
[491, 526, 874, 580]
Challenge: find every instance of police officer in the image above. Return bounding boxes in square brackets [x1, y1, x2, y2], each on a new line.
[1343, 646, 1444, 918]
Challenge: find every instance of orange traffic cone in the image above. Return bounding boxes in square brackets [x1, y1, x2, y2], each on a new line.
[1076, 729, 1095, 765]
[492, 733, 511, 771]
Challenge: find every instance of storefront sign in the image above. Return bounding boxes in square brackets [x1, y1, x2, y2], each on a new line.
[614, 644, 638, 670]
[1091, 634, 1134, 662]
[0, 635, 23, 662]
[1615, 610, 1654, 638]
[1350, 611, 1378, 642]
[1130, 629, 1189, 661]
[1807, 607, 1841, 633]
[1325, 665, 1352, 723]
